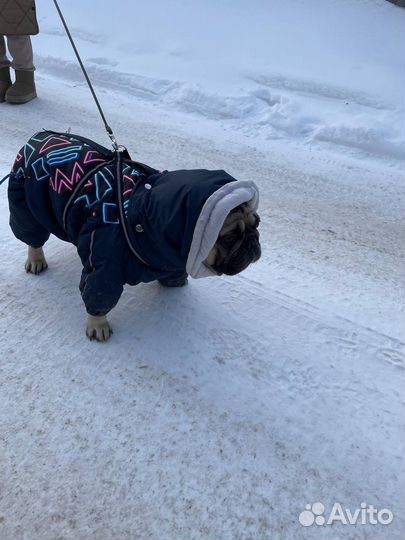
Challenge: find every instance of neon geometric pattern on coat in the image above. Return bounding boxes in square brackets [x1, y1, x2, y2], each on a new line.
[31, 157, 51, 181]
[102, 203, 119, 224]
[50, 162, 85, 193]
[74, 170, 113, 209]
[46, 146, 82, 166]
[39, 136, 73, 155]
[83, 150, 106, 165]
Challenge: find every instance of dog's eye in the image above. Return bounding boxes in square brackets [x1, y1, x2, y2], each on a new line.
[218, 231, 239, 247]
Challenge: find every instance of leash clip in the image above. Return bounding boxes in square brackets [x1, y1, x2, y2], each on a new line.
[108, 131, 120, 152]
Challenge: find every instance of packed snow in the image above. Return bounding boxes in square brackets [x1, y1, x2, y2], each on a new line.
[0, 0, 404, 539]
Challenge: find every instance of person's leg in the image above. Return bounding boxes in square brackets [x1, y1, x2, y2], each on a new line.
[7, 35, 35, 71]
[0, 35, 12, 102]
[5, 35, 36, 104]
[0, 35, 11, 68]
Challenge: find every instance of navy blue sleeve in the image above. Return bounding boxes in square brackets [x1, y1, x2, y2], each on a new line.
[77, 218, 126, 316]
[8, 172, 51, 248]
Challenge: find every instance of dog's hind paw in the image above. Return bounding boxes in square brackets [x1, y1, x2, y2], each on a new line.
[25, 247, 48, 275]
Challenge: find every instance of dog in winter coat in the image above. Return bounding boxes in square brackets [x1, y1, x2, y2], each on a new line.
[7, 130, 261, 341]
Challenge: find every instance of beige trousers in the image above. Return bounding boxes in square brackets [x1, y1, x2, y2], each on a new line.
[0, 35, 35, 71]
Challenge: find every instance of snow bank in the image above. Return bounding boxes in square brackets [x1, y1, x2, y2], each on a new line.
[33, 0, 404, 161]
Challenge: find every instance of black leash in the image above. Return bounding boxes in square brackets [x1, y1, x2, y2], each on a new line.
[0, 173, 15, 186]
[52, 0, 119, 152]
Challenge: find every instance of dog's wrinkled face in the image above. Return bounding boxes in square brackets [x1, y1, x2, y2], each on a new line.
[204, 202, 261, 276]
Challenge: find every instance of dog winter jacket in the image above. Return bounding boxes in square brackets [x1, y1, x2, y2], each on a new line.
[8, 131, 259, 316]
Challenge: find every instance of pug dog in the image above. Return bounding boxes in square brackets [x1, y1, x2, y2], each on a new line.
[7, 130, 261, 341]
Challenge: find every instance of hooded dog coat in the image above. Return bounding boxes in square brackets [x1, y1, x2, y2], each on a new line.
[8, 131, 259, 316]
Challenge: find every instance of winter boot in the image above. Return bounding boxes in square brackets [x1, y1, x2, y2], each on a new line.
[6, 70, 37, 104]
[0, 67, 12, 103]
[158, 272, 188, 287]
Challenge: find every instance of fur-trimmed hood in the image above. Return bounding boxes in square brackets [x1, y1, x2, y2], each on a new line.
[186, 180, 259, 278]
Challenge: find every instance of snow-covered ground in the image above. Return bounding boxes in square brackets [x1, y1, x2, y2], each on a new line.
[34, 0, 405, 161]
[0, 1, 404, 539]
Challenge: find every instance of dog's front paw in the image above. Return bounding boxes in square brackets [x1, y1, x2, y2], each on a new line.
[86, 315, 113, 342]
[25, 246, 48, 275]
